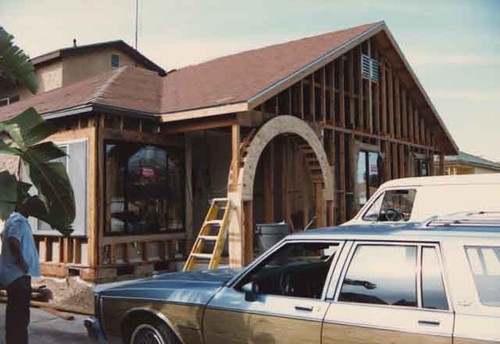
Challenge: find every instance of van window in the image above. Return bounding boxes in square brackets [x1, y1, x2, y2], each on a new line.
[362, 189, 416, 222]
[465, 246, 500, 307]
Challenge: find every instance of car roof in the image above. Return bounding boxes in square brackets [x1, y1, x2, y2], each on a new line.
[379, 173, 500, 189]
[287, 223, 500, 242]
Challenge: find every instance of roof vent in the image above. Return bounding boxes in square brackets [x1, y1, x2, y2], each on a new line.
[361, 54, 380, 82]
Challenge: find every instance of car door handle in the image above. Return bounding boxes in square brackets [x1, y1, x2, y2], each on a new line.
[418, 320, 440, 326]
[294, 305, 313, 312]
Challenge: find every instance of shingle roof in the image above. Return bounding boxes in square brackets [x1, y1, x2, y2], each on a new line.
[0, 22, 457, 154]
[161, 22, 379, 113]
[445, 151, 500, 171]
[0, 67, 162, 120]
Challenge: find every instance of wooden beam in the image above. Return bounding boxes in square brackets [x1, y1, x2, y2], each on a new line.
[381, 65, 387, 134]
[299, 80, 305, 119]
[340, 58, 346, 126]
[358, 47, 364, 130]
[231, 124, 240, 191]
[348, 51, 355, 128]
[315, 183, 325, 227]
[401, 89, 408, 139]
[161, 117, 236, 135]
[339, 132, 346, 222]
[310, 74, 315, 122]
[320, 67, 326, 123]
[330, 62, 336, 126]
[395, 77, 401, 138]
[388, 68, 394, 137]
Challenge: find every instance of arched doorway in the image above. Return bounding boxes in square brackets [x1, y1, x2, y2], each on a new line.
[227, 116, 334, 267]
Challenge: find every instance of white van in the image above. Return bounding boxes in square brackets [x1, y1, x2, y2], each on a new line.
[345, 173, 500, 225]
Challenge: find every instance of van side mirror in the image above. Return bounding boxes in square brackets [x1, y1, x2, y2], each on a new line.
[242, 281, 259, 302]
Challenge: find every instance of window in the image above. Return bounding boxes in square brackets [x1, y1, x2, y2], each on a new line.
[238, 242, 339, 299]
[356, 151, 380, 207]
[415, 158, 430, 176]
[105, 142, 184, 235]
[465, 246, 500, 307]
[38, 145, 68, 232]
[362, 189, 416, 222]
[111, 54, 120, 68]
[0, 95, 20, 107]
[422, 247, 448, 310]
[339, 245, 417, 307]
[23, 140, 88, 236]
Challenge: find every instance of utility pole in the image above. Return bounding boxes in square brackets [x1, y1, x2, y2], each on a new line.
[134, 0, 139, 50]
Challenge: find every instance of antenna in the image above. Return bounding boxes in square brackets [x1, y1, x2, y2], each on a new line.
[134, 0, 139, 50]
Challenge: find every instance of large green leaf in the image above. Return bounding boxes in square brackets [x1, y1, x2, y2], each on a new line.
[0, 108, 58, 149]
[22, 159, 75, 234]
[0, 27, 37, 94]
[0, 107, 75, 235]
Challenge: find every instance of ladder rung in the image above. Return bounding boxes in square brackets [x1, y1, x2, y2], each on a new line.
[211, 198, 228, 202]
[199, 235, 218, 241]
[192, 253, 213, 259]
[206, 220, 222, 225]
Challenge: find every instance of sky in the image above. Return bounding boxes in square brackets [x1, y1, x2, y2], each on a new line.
[1, 0, 499, 161]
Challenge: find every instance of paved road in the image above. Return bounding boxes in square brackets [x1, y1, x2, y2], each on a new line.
[0, 303, 90, 344]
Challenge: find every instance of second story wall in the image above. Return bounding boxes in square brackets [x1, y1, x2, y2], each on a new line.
[62, 47, 145, 86]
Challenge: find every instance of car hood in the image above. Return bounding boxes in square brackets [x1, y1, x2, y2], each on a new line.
[97, 268, 240, 306]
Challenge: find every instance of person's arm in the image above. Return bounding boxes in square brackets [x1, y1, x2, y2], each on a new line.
[8, 237, 28, 273]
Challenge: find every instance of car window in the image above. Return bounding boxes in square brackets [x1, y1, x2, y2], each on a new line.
[237, 242, 340, 299]
[338, 244, 417, 307]
[465, 246, 500, 307]
[362, 189, 416, 222]
[422, 247, 448, 310]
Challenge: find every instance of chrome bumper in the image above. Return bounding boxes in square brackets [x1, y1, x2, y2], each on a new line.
[84, 317, 107, 344]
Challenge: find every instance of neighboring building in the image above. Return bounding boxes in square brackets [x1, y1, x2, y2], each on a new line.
[0, 40, 165, 106]
[0, 22, 458, 284]
[445, 151, 500, 175]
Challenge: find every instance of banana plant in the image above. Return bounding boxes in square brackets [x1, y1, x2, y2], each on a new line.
[0, 108, 75, 235]
[0, 27, 75, 235]
[0, 26, 37, 93]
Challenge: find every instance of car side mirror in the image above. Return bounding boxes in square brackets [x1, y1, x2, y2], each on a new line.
[242, 281, 259, 302]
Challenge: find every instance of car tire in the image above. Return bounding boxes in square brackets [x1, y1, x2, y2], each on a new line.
[127, 317, 179, 344]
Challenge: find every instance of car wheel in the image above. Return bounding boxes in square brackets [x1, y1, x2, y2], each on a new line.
[128, 318, 179, 344]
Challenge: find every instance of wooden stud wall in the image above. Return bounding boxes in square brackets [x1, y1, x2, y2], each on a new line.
[258, 37, 446, 225]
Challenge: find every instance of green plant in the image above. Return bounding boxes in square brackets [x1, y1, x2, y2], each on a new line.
[0, 28, 75, 235]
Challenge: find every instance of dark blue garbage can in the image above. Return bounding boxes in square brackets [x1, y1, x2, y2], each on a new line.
[255, 223, 289, 255]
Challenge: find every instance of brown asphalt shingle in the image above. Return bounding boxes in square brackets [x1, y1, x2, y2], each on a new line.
[161, 22, 380, 113]
[0, 22, 380, 120]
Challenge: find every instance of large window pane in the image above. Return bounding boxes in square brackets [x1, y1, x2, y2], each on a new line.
[105, 142, 184, 235]
[238, 242, 339, 299]
[339, 245, 417, 307]
[422, 247, 448, 310]
[465, 246, 500, 307]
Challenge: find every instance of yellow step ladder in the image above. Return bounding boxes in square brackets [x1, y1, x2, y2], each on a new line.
[183, 198, 231, 271]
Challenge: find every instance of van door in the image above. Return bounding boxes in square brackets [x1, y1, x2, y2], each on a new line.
[322, 242, 453, 343]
